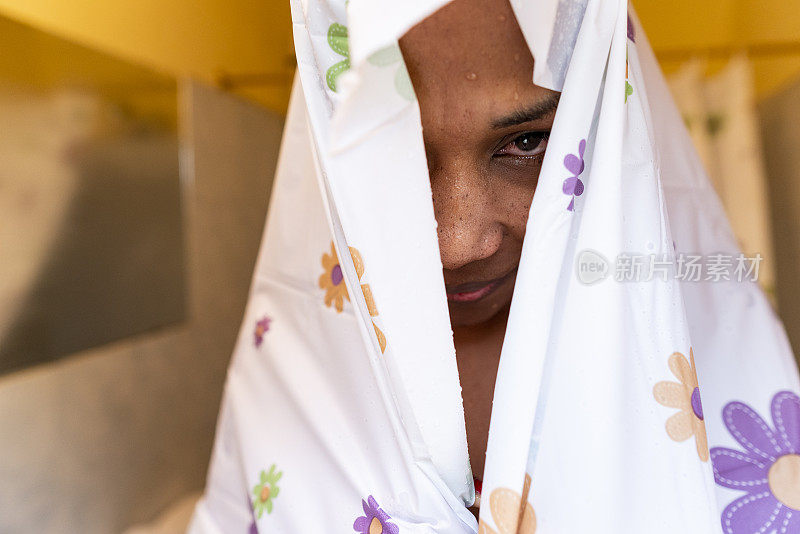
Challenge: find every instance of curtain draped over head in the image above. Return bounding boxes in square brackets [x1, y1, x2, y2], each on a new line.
[188, 0, 800, 532]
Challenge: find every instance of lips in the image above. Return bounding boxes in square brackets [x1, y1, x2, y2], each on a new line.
[445, 268, 517, 303]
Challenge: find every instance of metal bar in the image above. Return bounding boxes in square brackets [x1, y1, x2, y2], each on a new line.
[216, 70, 295, 90]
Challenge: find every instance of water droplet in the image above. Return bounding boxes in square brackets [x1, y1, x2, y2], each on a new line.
[514, 53, 520, 62]
[498, 14, 506, 21]
[465, 72, 477, 81]
[513, 91, 519, 100]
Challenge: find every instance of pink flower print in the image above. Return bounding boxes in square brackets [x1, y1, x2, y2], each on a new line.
[562, 139, 586, 211]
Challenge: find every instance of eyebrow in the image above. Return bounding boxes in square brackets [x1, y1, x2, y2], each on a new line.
[490, 93, 561, 129]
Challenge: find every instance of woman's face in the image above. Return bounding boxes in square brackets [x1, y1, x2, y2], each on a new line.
[400, 0, 559, 327]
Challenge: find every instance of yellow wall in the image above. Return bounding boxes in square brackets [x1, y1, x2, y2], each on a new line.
[737, 0, 800, 98]
[0, 0, 295, 114]
[0, 0, 798, 112]
[635, 0, 800, 99]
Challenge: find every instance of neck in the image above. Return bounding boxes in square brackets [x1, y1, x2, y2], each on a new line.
[452, 304, 510, 486]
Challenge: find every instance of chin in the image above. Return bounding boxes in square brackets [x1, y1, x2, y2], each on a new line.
[448, 297, 511, 327]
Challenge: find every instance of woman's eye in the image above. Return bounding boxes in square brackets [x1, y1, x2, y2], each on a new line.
[496, 132, 549, 157]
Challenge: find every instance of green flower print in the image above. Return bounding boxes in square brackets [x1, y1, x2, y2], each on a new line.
[367, 44, 416, 101]
[252, 464, 282, 518]
[624, 50, 634, 103]
[326, 23, 350, 92]
[325, 22, 414, 101]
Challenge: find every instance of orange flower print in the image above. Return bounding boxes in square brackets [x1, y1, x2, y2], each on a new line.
[319, 241, 350, 313]
[478, 473, 536, 534]
[653, 348, 709, 462]
[349, 246, 386, 354]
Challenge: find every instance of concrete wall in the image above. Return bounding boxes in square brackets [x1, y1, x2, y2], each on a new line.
[759, 79, 800, 356]
[0, 80, 283, 533]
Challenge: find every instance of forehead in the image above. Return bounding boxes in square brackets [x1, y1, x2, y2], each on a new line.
[400, 0, 529, 70]
[399, 0, 547, 134]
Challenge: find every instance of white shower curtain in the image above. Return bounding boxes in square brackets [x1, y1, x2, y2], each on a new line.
[189, 2, 800, 532]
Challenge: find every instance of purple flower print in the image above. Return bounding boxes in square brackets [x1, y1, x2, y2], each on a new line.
[246, 493, 259, 533]
[710, 391, 800, 534]
[627, 13, 635, 42]
[253, 315, 271, 348]
[353, 495, 399, 534]
[562, 139, 586, 211]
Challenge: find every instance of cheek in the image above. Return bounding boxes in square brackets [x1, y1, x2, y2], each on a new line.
[494, 181, 535, 238]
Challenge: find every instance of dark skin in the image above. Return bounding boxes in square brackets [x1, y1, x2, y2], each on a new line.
[399, 0, 559, 486]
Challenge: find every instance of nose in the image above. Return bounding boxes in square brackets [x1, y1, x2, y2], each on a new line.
[429, 160, 504, 271]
